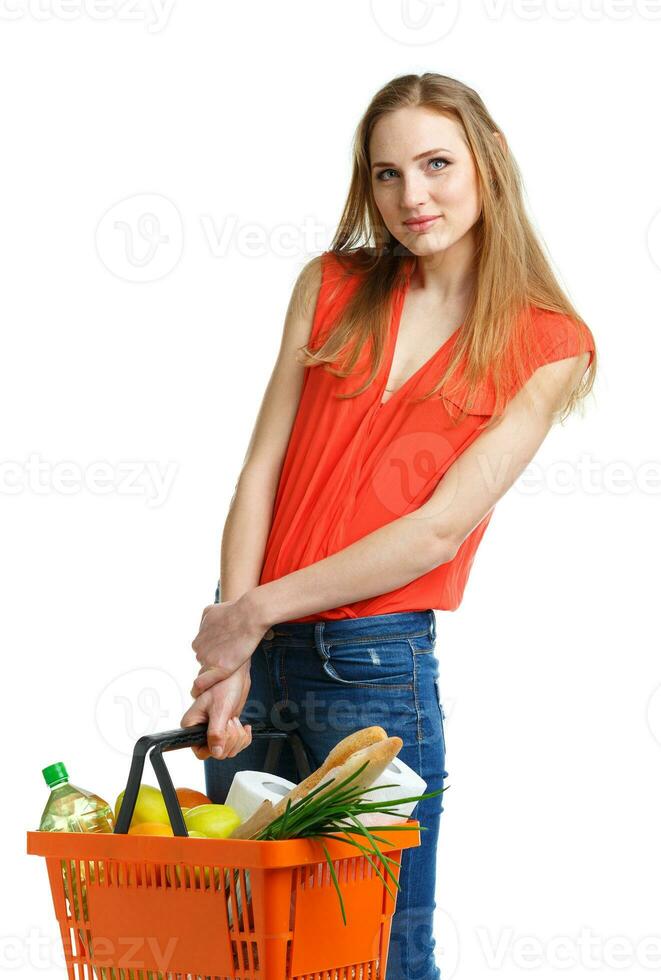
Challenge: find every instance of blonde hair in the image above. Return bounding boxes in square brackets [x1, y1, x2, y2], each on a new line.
[297, 72, 597, 430]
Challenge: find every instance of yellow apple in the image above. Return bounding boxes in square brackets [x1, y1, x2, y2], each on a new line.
[184, 803, 241, 839]
[114, 785, 169, 829]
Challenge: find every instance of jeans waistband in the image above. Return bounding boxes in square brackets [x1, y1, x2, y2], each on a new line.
[265, 609, 436, 644]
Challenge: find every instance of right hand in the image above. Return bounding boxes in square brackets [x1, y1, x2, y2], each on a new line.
[180, 661, 253, 761]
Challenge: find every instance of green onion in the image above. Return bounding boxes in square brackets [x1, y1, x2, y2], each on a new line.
[252, 760, 448, 924]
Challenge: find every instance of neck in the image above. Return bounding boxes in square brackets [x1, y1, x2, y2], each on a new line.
[411, 227, 478, 303]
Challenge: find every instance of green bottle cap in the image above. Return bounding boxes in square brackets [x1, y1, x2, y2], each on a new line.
[42, 762, 69, 787]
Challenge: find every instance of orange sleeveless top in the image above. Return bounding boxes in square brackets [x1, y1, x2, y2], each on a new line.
[258, 251, 595, 622]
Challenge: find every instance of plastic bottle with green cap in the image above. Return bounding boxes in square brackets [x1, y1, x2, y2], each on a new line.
[38, 762, 114, 833]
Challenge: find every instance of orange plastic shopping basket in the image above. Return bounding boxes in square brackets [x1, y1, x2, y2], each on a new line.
[27, 723, 421, 979]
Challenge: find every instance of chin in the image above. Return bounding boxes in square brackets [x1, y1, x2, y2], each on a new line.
[407, 234, 447, 254]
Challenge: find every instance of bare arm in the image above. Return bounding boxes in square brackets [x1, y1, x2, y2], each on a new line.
[180, 255, 323, 759]
[215, 254, 324, 603]
[234, 351, 592, 630]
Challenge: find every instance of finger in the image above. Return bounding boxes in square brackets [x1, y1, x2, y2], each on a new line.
[181, 701, 212, 760]
[206, 701, 233, 759]
[180, 699, 207, 730]
[191, 666, 227, 698]
[236, 726, 252, 757]
[198, 604, 214, 630]
[222, 716, 241, 759]
[190, 670, 219, 698]
[228, 716, 246, 758]
[226, 717, 250, 759]
[226, 721, 251, 759]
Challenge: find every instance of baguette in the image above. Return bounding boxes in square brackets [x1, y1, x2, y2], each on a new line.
[229, 727, 400, 840]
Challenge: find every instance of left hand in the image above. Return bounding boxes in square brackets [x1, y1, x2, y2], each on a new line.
[181, 661, 253, 760]
[190, 593, 269, 697]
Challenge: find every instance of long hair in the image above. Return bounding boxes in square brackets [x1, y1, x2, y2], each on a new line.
[297, 72, 597, 430]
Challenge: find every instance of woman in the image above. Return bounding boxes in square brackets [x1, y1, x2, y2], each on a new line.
[180, 72, 597, 980]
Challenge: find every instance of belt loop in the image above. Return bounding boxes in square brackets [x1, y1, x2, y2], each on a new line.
[314, 620, 325, 654]
[429, 609, 436, 641]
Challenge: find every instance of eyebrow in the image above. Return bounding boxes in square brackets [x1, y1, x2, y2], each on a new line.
[371, 147, 454, 169]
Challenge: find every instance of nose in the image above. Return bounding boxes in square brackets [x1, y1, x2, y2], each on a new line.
[399, 172, 431, 210]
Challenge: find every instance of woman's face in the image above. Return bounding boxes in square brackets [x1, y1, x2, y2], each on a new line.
[369, 106, 483, 257]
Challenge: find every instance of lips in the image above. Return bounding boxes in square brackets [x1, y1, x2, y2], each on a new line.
[404, 215, 440, 231]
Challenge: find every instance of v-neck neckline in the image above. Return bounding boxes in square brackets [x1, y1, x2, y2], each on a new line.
[376, 265, 463, 412]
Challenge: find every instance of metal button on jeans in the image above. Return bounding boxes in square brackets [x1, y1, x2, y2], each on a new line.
[263, 628, 275, 640]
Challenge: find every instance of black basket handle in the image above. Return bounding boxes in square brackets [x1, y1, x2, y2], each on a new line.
[114, 722, 311, 836]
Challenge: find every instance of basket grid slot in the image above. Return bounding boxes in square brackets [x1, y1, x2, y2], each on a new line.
[291, 965, 377, 979]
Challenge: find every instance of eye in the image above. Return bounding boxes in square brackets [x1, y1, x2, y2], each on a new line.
[375, 157, 451, 182]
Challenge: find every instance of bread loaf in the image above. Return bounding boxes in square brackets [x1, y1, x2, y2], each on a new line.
[229, 727, 401, 840]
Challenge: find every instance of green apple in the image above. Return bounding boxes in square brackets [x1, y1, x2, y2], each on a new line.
[114, 785, 168, 828]
[184, 803, 241, 839]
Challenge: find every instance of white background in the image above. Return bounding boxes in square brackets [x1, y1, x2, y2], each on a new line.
[2, 1, 660, 978]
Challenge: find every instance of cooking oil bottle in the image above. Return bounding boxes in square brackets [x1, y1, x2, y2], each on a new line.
[38, 762, 114, 833]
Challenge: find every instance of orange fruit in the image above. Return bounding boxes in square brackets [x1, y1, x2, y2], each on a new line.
[127, 822, 174, 836]
[175, 787, 212, 811]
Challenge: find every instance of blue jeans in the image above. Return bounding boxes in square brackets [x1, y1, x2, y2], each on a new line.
[204, 589, 448, 980]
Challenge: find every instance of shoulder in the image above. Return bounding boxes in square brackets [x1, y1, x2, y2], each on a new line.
[502, 304, 596, 412]
[279, 256, 323, 338]
[288, 251, 359, 352]
[309, 250, 370, 331]
[525, 305, 596, 368]
[294, 249, 366, 305]
[318, 248, 372, 287]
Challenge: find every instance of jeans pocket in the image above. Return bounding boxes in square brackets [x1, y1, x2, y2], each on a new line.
[319, 637, 414, 690]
